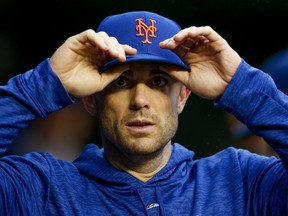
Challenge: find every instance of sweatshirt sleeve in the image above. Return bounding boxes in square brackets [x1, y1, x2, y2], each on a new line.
[0, 58, 74, 154]
[216, 59, 288, 168]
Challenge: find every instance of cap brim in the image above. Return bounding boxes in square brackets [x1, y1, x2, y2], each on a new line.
[99, 54, 190, 72]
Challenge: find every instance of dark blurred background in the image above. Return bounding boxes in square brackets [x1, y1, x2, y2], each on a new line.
[1, 0, 288, 159]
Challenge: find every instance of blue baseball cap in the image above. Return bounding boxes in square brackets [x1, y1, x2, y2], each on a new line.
[97, 11, 190, 72]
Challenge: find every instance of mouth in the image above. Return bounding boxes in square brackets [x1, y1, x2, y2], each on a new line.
[127, 120, 154, 126]
[126, 119, 155, 133]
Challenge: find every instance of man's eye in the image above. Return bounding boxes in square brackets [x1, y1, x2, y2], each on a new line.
[150, 77, 167, 87]
[113, 77, 129, 87]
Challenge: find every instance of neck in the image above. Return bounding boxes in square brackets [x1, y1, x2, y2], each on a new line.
[104, 143, 172, 182]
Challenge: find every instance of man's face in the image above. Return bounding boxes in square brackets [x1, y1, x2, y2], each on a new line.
[94, 62, 188, 158]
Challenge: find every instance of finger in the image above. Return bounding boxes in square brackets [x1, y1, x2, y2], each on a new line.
[97, 31, 127, 61]
[76, 30, 127, 62]
[174, 26, 220, 44]
[77, 29, 109, 52]
[122, 44, 137, 56]
[160, 26, 216, 50]
[176, 35, 210, 58]
[159, 64, 190, 87]
[180, 37, 196, 49]
[174, 37, 196, 58]
[96, 32, 137, 63]
[99, 64, 130, 89]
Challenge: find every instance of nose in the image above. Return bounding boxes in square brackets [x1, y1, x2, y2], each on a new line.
[129, 83, 150, 110]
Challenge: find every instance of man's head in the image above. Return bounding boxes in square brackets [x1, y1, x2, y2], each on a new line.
[81, 11, 191, 165]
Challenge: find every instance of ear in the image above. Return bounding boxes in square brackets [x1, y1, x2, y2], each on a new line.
[81, 95, 98, 117]
[177, 87, 191, 114]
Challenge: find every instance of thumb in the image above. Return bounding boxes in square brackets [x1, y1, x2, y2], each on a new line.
[159, 64, 191, 88]
[98, 64, 131, 90]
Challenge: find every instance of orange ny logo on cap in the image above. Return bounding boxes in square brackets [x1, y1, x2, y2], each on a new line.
[135, 18, 157, 44]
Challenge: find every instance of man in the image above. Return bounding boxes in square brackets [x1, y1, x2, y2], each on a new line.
[0, 11, 287, 215]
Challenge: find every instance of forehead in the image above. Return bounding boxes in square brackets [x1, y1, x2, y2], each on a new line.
[121, 62, 167, 76]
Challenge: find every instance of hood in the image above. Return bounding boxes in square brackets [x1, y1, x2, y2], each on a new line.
[73, 143, 195, 188]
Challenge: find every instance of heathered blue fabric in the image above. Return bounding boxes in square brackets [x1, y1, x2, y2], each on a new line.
[0, 58, 287, 215]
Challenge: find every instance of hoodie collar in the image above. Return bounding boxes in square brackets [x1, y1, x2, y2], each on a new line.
[73, 143, 195, 188]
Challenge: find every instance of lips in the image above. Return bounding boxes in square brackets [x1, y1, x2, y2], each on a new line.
[126, 119, 155, 133]
[127, 121, 153, 126]
[126, 119, 154, 126]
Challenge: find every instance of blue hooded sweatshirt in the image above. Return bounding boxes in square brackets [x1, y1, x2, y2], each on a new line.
[0, 58, 287, 215]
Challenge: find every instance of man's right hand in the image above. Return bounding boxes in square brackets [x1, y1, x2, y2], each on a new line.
[49, 29, 137, 98]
